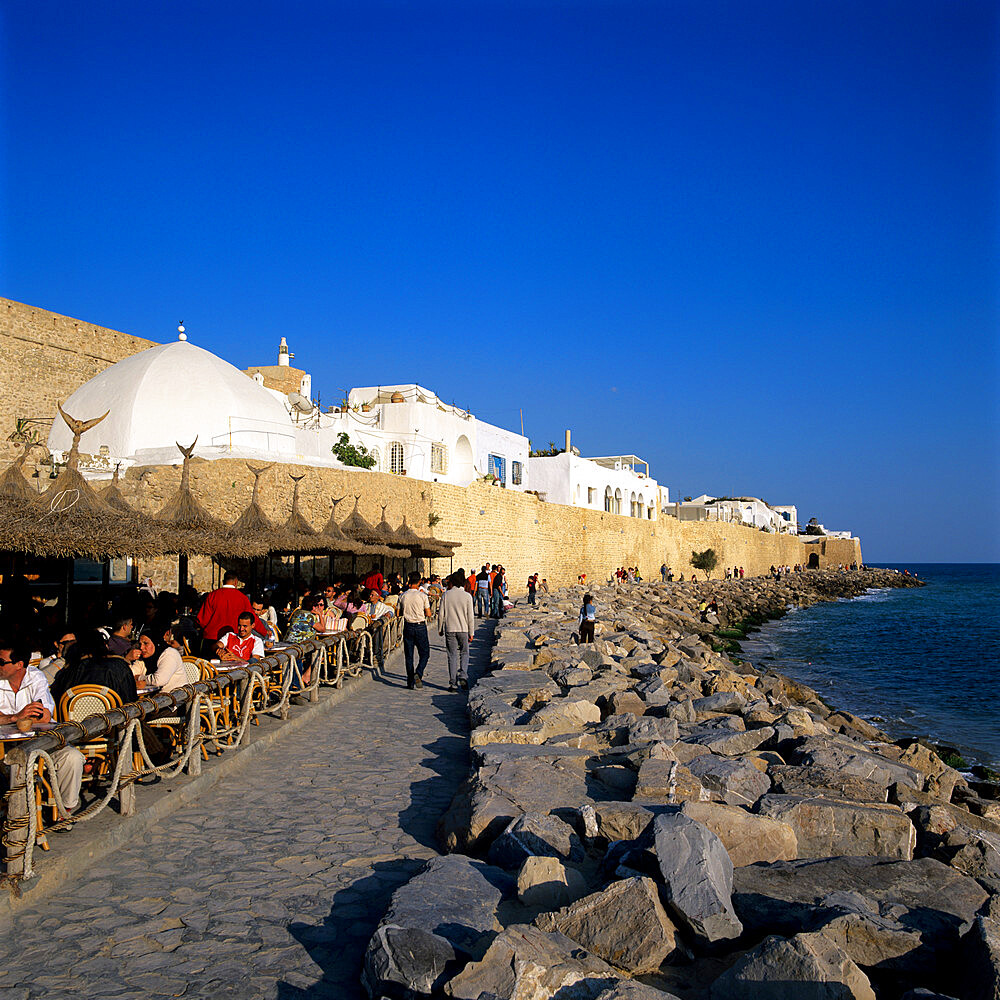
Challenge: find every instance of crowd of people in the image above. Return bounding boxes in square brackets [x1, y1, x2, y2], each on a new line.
[0, 563, 476, 820]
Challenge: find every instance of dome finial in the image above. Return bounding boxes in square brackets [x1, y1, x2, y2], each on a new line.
[177, 321, 187, 342]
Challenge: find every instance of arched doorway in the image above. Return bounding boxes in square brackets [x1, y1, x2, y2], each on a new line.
[453, 434, 475, 484]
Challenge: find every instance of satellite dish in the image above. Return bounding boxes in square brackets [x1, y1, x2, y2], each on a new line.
[287, 392, 314, 414]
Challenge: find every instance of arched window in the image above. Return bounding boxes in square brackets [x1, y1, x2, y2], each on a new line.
[614, 488, 622, 515]
[389, 441, 405, 475]
[637, 493, 643, 518]
[369, 446, 381, 472]
[630, 491, 638, 517]
[604, 486, 613, 512]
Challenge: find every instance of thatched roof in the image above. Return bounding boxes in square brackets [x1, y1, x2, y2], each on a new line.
[219, 462, 278, 560]
[276, 474, 333, 555]
[340, 496, 383, 546]
[99, 465, 135, 515]
[0, 441, 44, 508]
[0, 409, 165, 559]
[374, 504, 412, 551]
[329, 496, 405, 558]
[153, 440, 232, 556]
[315, 496, 380, 557]
[393, 514, 460, 559]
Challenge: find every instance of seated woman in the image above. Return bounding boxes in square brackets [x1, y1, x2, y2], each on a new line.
[139, 626, 187, 693]
[282, 595, 328, 686]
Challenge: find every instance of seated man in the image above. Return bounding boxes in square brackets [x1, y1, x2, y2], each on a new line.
[0, 638, 85, 819]
[217, 613, 267, 662]
[105, 614, 134, 656]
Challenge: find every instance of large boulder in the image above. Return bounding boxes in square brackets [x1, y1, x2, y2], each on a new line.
[733, 856, 989, 976]
[445, 923, 620, 1000]
[962, 914, 1000, 1000]
[709, 931, 875, 1000]
[756, 794, 916, 859]
[533, 696, 603, 732]
[687, 754, 771, 808]
[633, 758, 709, 805]
[536, 876, 681, 973]
[768, 763, 888, 803]
[790, 737, 925, 794]
[653, 812, 742, 943]
[516, 855, 587, 909]
[362, 855, 506, 998]
[683, 726, 775, 757]
[487, 812, 584, 870]
[678, 801, 797, 867]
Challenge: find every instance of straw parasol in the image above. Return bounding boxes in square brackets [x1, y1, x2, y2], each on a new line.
[340, 495, 385, 548]
[219, 462, 278, 560]
[278, 474, 328, 554]
[0, 440, 46, 509]
[316, 496, 385, 557]
[154, 439, 231, 555]
[99, 464, 135, 515]
[373, 504, 413, 553]
[393, 513, 460, 559]
[5, 407, 161, 559]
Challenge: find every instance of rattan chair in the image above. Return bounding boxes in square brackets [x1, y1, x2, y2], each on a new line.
[57, 684, 124, 784]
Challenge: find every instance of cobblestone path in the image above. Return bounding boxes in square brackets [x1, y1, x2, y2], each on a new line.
[0, 622, 492, 1000]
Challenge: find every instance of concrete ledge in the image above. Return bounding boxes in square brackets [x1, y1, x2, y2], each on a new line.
[0, 650, 397, 926]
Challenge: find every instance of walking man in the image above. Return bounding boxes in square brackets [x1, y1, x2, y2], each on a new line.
[475, 566, 490, 618]
[438, 572, 474, 691]
[400, 571, 431, 689]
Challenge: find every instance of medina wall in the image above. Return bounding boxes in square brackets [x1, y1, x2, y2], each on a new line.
[0, 298, 157, 464]
[123, 458, 862, 593]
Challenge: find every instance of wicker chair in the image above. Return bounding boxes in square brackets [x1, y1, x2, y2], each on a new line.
[142, 657, 208, 757]
[57, 684, 124, 784]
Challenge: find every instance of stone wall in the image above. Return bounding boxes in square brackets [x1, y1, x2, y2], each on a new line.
[0, 297, 157, 463]
[120, 459, 862, 593]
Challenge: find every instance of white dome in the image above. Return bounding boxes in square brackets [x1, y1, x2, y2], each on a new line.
[48, 340, 297, 462]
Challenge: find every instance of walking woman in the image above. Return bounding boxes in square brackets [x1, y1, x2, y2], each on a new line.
[578, 594, 596, 643]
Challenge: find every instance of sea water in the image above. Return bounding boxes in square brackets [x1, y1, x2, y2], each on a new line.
[738, 564, 1000, 768]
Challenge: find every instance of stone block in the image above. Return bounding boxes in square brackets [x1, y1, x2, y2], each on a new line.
[653, 812, 742, 944]
[678, 801, 797, 867]
[536, 876, 681, 973]
[756, 793, 916, 860]
[709, 931, 875, 1000]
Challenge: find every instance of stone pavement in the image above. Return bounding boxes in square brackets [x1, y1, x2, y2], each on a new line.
[0, 619, 494, 1000]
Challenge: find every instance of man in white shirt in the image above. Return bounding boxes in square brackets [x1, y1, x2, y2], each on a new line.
[0, 639, 85, 818]
[438, 572, 474, 691]
[399, 572, 431, 689]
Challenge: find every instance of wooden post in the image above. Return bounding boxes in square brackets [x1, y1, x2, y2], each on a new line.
[178, 553, 188, 592]
[3, 749, 30, 878]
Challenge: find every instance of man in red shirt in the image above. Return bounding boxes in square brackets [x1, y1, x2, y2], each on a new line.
[362, 568, 385, 595]
[218, 613, 266, 661]
[197, 572, 265, 657]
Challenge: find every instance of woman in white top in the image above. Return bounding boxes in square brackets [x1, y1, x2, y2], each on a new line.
[137, 629, 186, 694]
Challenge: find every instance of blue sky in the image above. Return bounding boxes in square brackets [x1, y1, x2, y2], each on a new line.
[2, 1, 997, 562]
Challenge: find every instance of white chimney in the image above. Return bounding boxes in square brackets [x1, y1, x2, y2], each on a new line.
[278, 337, 290, 367]
[565, 429, 571, 454]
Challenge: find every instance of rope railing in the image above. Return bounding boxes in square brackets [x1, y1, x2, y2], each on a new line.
[1, 620, 404, 893]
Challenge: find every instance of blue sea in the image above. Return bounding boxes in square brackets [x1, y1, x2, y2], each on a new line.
[738, 564, 1000, 769]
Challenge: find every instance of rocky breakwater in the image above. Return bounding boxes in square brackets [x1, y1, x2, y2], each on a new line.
[362, 572, 999, 1000]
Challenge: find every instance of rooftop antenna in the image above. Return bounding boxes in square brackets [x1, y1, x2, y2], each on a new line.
[177, 321, 187, 342]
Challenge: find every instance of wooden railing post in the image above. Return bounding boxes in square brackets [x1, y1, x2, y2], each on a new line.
[3, 748, 30, 879]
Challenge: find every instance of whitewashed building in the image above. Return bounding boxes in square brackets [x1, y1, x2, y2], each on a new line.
[674, 496, 797, 534]
[48, 335, 530, 490]
[528, 435, 664, 519]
